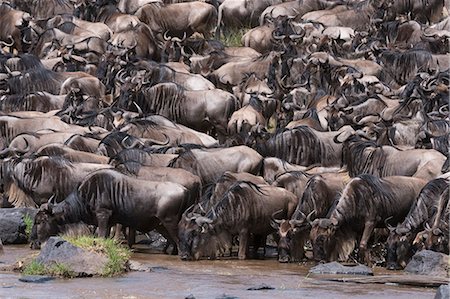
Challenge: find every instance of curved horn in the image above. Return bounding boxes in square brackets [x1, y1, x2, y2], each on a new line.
[170, 32, 187, 43]
[272, 31, 285, 40]
[180, 45, 189, 57]
[121, 135, 144, 149]
[432, 227, 442, 236]
[183, 204, 196, 220]
[22, 34, 32, 45]
[133, 101, 144, 116]
[116, 69, 128, 84]
[306, 210, 315, 225]
[163, 30, 171, 41]
[48, 194, 56, 205]
[0, 36, 15, 47]
[289, 29, 305, 40]
[145, 132, 171, 146]
[384, 215, 395, 230]
[439, 104, 448, 115]
[271, 209, 284, 224]
[211, 208, 218, 222]
[425, 222, 432, 231]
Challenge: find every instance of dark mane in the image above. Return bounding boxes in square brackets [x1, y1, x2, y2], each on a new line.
[109, 148, 149, 167]
[168, 148, 196, 168]
[342, 136, 387, 177]
[265, 125, 328, 165]
[7, 68, 64, 95]
[332, 174, 396, 224]
[395, 178, 449, 234]
[293, 174, 336, 221]
[206, 180, 267, 223]
[5, 54, 45, 72]
[53, 191, 91, 224]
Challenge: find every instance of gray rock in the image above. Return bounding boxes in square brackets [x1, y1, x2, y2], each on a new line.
[309, 262, 373, 276]
[247, 283, 275, 290]
[19, 275, 54, 283]
[216, 294, 239, 299]
[0, 208, 37, 244]
[128, 261, 152, 272]
[434, 284, 450, 299]
[36, 237, 108, 277]
[405, 250, 449, 277]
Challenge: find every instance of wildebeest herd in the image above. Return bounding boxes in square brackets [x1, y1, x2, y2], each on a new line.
[0, 0, 448, 271]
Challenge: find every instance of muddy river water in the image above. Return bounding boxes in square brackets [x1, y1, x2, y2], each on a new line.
[0, 245, 438, 299]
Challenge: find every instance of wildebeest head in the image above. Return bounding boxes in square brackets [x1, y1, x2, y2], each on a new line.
[414, 221, 449, 255]
[178, 207, 214, 261]
[386, 225, 414, 270]
[310, 218, 338, 262]
[272, 210, 313, 263]
[30, 201, 63, 250]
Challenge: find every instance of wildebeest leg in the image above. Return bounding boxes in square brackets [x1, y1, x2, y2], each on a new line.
[113, 224, 123, 240]
[156, 224, 179, 255]
[359, 221, 375, 265]
[96, 209, 112, 238]
[291, 233, 307, 262]
[127, 228, 136, 248]
[238, 229, 249, 260]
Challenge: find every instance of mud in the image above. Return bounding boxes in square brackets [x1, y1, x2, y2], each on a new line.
[0, 245, 437, 299]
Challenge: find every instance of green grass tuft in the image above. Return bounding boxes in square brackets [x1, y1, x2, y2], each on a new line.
[22, 236, 130, 278]
[49, 263, 75, 278]
[23, 214, 33, 239]
[22, 260, 46, 276]
[218, 27, 248, 47]
[63, 235, 131, 277]
[22, 260, 75, 278]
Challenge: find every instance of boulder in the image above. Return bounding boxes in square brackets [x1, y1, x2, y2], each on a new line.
[0, 208, 37, 244]
[309, 262, 373, 276]
[35, 237, 108, 277]
[405, 250, 449, 277]
[19, 275, 54, 283]
[247, 283, 275, 290]
[434, 284, 450, 299]
[128, 260, 152, 272]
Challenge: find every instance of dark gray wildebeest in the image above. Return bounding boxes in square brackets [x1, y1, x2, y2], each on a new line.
[178, 180, 297, 260]
[310, 174, 427, 265]
[273, 171, 349, 262]
[169, 145, 263, 184]
[412, 185, 449, 255]
[386, 177, 449, 269]
[30, 169, 191, 251]
[135, 1, 217, 40]
[341, 135, 446, 180]
[177, 171, 268, 260]
[2, 155, 111, 208]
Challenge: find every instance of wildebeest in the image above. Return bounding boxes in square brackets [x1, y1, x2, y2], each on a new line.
[3, 155, 111, 207]
[341, 136, 446, 180]
[136, 2, 217, 40]
[256, 125, 354, 167]
[413, 187, 449, 255]
[129, 82, 240, 138]
[386, 177, 449, 269]
[177, 171, 268, 260]
[30, 169, 191, 251]
[178, 180, 297, 260]
[169, 145, 263, 184]
[273, 171, 348, 262]
[310, 175, 427, 264]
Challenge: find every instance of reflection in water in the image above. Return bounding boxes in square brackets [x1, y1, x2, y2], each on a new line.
[0, 245, 436, 299]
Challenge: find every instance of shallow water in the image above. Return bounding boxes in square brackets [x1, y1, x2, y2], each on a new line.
[0, 245, 437, 299]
